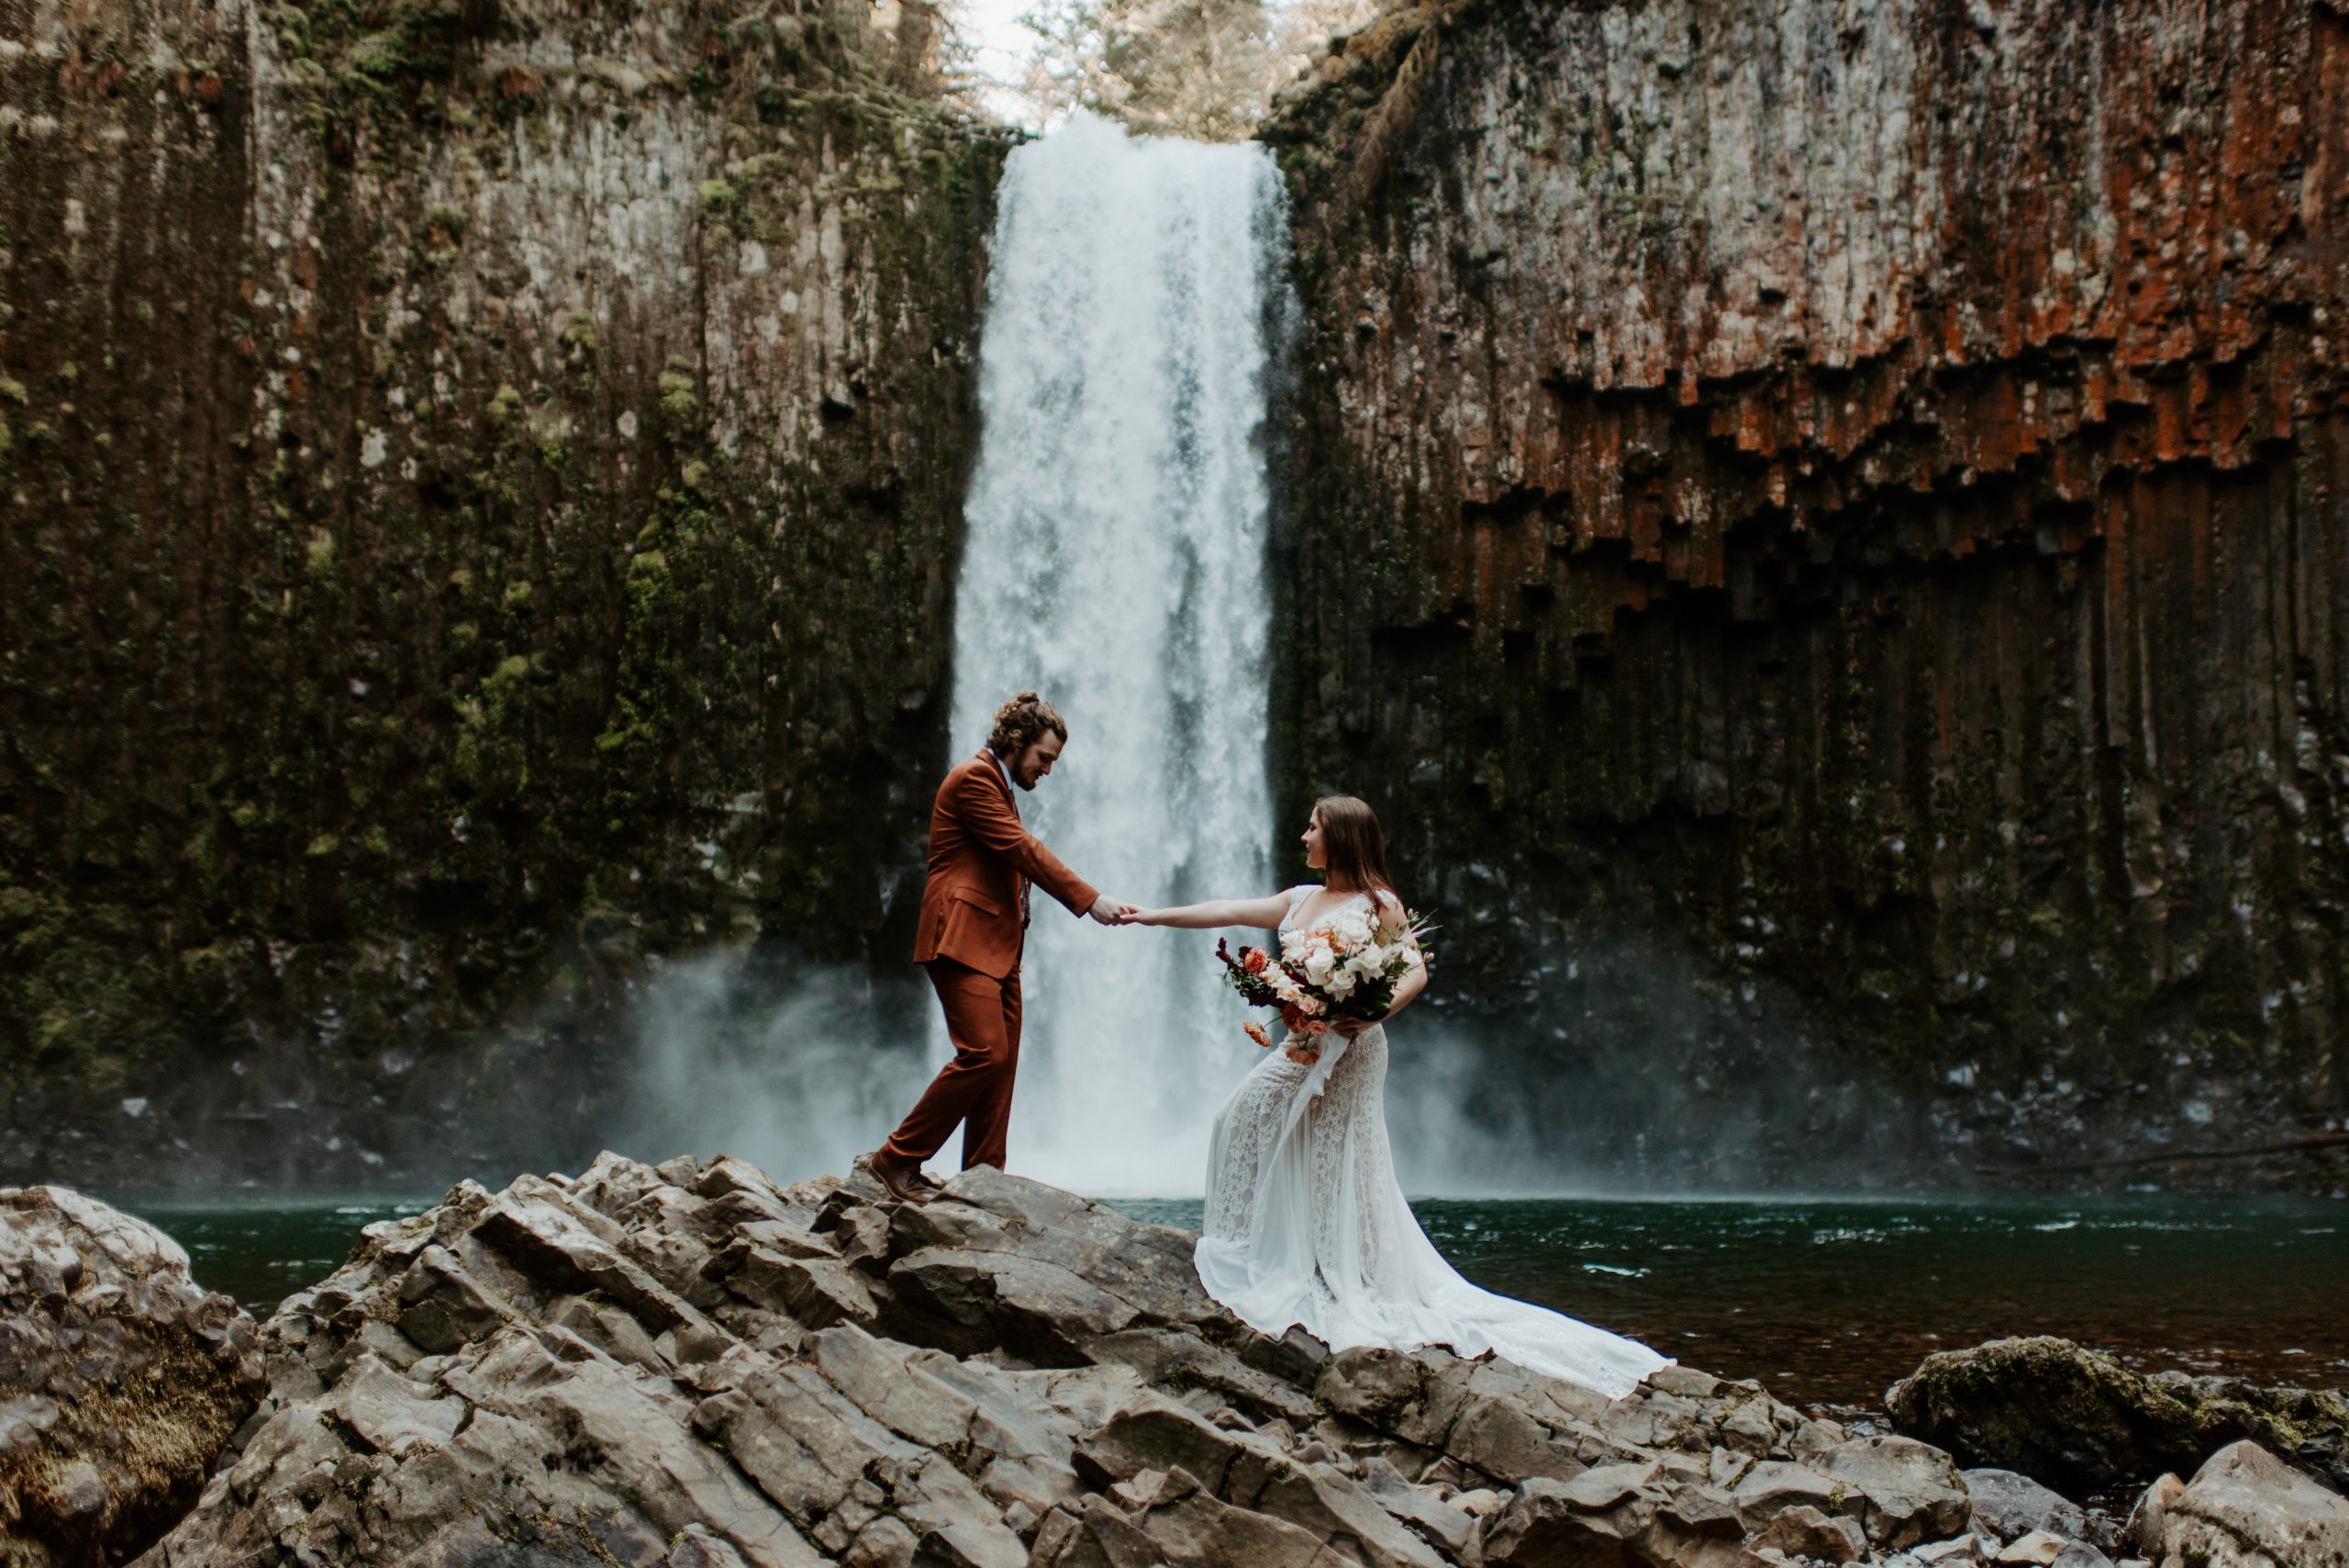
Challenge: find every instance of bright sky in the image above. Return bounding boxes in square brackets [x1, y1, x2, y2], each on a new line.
[955, 0, 1055, 129]
[939, 0, 1347, 134]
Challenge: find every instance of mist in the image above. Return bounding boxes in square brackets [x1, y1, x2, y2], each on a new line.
[595, 932, 1904, 1200]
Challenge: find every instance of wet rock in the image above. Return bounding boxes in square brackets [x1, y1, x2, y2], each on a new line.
[2120, 1473, 2182, 1558]
[1965, 1469, 2087, 1546]
[1362, 1461, 1481, 1555]
[2049, 1544, 2114, 1568]
[1813, 1437, 1970, 1547]
[1751, 1504, 1869, 1563]
[0, 1185, 263, 1568]
[2141, 1370, 2349, 1499]
[1731, 1459, 1846, 1530]
[1480, 1470, 1660, 1565]
[127, 1153, 2019, 1566]
[1998, 1531, 2073, 1565]
[1887, 1338, 2349, 1495]
[2152, 1440, 2349, 1568]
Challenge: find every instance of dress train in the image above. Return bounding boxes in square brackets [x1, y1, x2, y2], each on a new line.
[1193, 888, 1671, 1398]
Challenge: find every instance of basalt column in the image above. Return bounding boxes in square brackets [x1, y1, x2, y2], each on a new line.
[0, 0, 1014, 1184]
[1264, 0, 2349, 1184]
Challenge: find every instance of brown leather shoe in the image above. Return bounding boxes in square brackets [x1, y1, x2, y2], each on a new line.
[866, 1149, 934, 1206]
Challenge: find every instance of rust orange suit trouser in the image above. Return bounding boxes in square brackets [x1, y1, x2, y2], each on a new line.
[883, 958, 1024, 1172]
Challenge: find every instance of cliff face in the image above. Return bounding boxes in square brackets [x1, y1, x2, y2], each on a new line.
[1264, 0, 2349, 1182]
[0, 0, 1009, 1182]
[15, 0, 2349, 1193]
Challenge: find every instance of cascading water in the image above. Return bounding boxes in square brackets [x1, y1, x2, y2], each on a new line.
[941, 115, 1287, 1195]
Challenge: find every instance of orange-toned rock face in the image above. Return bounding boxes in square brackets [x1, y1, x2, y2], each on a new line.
[1265, 0, 2349, 1181]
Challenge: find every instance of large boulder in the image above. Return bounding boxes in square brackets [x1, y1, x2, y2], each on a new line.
[2153, 1440, 2349, 1568]
[1886, 1337, 2349, 1496]
[0, 1185, 263, 1568]
[121, 1151, 2020, 1567]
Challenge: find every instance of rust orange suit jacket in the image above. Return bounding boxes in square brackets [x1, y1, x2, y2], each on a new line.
[911, 751, 1099, 979]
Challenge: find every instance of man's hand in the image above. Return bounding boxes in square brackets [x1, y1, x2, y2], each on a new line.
[1088, 895, 1139, 926]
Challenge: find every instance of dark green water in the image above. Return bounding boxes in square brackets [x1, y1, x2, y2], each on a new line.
[118, 1192, 2347, 1414]
[1110, 1195, 2349, 1412]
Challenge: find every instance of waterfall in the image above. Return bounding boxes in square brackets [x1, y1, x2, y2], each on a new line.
[941, 115, 1286, 1195]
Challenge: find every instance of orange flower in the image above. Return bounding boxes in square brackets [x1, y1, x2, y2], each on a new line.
[1241, 947, 1270, 975]
[1243, 1021, 1273, 1050]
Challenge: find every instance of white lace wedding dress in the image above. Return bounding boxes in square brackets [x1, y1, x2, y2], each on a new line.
[1194, 885, 1672, 1398]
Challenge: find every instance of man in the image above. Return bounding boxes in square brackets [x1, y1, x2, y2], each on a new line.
[864, 691, 1131, 1205]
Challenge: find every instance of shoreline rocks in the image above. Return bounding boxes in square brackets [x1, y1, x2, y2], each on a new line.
[114, 1152, 1995, 1566]
[0, 1185, 263, 1568]
[1887, 1337, 2349, 1500]
[16, 1161, 2338, 1568]
[2138, 1440, 2349, 1568]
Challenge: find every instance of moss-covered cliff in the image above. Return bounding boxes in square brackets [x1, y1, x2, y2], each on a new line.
[16, 0, 2347, 1193]
[1264, 0, 2349, 1184]
[0, 0, 1013, 1184]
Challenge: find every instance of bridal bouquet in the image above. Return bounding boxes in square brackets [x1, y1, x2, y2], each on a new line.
[1215, 903, 1429, 1067]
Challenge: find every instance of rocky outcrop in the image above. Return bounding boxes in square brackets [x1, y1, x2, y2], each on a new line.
[1263, 0, 2349, 1184]
[2147, 1439, 2349, 1568]
[1887, 1336, 2349, 1498]
[0, 0, 1010, 1187]
[0, 1185, 262, 1567]
[130, 1151, 2017, 1567]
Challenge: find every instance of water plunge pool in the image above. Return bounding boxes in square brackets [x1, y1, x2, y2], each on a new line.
[117, 1189, 2344, 1414]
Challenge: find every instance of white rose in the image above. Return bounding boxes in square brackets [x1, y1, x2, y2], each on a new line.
[1326, 970, 1358, 999]
[1304, 949, 1335, 985]
[1335, 910, 1372, 945]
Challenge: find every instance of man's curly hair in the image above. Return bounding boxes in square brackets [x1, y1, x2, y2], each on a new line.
[988, 691, 1068, 757]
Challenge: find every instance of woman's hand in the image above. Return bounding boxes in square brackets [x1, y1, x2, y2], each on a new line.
[1124, 907, 1160, 926]
[1332, 1014, 1384, 1040]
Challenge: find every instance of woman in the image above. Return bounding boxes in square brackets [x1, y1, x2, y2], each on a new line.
[1127, 795, 1670, 1398]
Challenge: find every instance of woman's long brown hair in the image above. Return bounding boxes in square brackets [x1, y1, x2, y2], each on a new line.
[1315, 795, 1396, 899]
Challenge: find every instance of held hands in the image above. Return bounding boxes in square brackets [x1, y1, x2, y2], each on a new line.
[1087, 895, 1143, 927]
